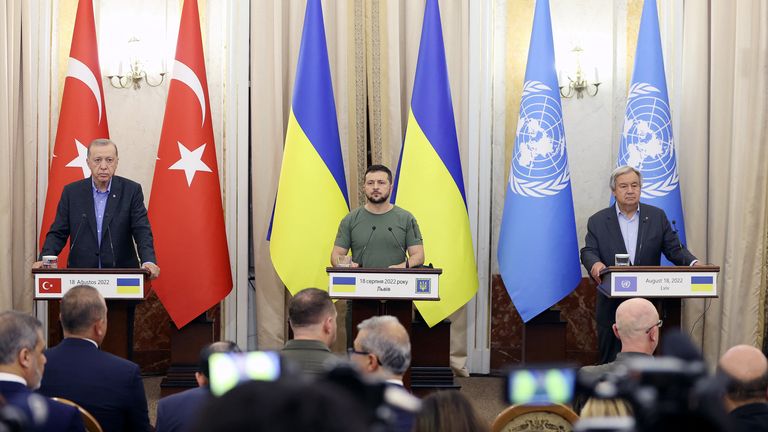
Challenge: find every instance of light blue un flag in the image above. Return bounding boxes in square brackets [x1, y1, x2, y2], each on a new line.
[619, 0, 686, 265]
[497, 0, 581, 322]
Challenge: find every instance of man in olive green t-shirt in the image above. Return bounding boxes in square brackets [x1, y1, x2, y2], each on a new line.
[331, 165, 424, 268]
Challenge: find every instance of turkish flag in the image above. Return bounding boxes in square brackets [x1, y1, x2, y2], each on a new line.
[38, 0, 109, 267]
[148, 0, 232, 328]
[38, 278, 62, 294]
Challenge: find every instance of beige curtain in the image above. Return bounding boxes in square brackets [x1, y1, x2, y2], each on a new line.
[0, 1, 37, 313]
[250, 0, 354, 350]
[250, 0, 471, 372]
[680, 1, 768, 365]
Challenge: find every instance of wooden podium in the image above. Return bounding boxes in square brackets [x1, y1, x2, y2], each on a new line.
[598, 265, 720, 331]
[326, 267, 457, 396]
[32, 268, 150, 360]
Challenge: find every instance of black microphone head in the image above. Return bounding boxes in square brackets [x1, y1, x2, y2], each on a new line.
[371, 225, 376, 230]
[387, 227, 393, 231]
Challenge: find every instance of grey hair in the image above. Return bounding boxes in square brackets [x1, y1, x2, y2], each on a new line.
[61, 285, 107, 334]
[357, 315, 411, 375]
[0, 311, 43, 365]
[609, 166, 642, 190]
[87, 138, 119, 158]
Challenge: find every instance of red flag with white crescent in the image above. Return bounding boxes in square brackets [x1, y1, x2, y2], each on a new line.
[39, 0, 109, 266]
[148, 0, 232, 328]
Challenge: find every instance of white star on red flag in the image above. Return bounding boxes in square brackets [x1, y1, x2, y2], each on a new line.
[168, 142, 212, 186]
[64, 139, 91, 179]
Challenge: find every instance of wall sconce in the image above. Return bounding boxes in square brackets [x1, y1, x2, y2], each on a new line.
[105, 37, 166, 90]
[559, 46, 600, 99]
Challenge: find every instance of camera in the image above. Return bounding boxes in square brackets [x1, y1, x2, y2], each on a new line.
[576, 355, 729, 432]
[207, 351, 282, 396]
[505, 365, 576, 405]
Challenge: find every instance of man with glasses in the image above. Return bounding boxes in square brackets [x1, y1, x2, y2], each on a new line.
[581, 166, 699, 364]
[348, 315, 416, 432]
[579, 297, 661, 381]
[35, 139, 159, 278]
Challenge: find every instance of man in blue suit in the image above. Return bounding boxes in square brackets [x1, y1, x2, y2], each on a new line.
[155, 341, 241, 432]
[39, 285, 151, 432]
[581, 166, 699, 364]
[35, 138, 159, 278]
[0, 311, 83, 432]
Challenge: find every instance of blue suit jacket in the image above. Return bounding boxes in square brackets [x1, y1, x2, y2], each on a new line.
[40, 176, 156, 268]
[38, 338, 151, 432]
[155, 386, 211, 432]
[0, 380, 84, 432]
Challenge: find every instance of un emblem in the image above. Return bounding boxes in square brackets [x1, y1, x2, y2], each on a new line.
[619, 83, 679, 198]
[415, 279, 431, 294]
[509, 81, 571, 198]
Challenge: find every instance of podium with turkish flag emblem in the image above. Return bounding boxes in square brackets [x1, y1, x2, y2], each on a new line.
[32, 268, 150, 360]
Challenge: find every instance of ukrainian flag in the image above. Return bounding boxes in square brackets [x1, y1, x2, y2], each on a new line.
[270, 0, 349, 295]
[331, 277, 357, 293]
[691, 276, 714, 293]
[393, 0, 478, 327]
[116, 278, 141, 295]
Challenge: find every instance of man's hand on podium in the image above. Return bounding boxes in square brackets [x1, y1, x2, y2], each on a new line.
[590, 262, 606, 284]
[32, 261, 43, 269]
[142, 262, 160, 279]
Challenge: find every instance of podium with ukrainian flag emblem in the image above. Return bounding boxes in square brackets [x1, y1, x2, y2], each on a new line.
[327, 267, 457, 395]
[32, 268, 151, 361]
[598, 266, 720, 298]
[598, 265, 720, 336]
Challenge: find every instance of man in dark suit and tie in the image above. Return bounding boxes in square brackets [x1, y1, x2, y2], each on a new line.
[35, 138, 159, 278]
[581, 166, 700, 364]
[0, 311, 83, 432]
[39, 285, 151, 432]
[155, 341, 241, 432]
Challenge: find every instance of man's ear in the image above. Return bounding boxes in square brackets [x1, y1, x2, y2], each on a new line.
[195, 372, 208, 387]
[612, 323, 621, 340]
[323, 315, 335, 334]
[18, 347, 32, 369]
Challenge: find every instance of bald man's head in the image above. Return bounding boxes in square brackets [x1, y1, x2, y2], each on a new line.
[613, 298, 660, 354]
[719, 345, 768, 409]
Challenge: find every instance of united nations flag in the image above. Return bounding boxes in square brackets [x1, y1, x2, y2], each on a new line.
[497, 0, 581, 322]
[618, 0, 689, 264]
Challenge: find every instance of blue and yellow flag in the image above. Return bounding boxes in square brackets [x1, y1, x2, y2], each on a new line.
[497, 0, 581, 322]
[618, 0, 687, 265]
[270, 0, 349, 295]
[393, 0, 478, 327]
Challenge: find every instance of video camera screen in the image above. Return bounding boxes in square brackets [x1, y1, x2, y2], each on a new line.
[208, 351, 281, 396]
[505, 366, 576, 405]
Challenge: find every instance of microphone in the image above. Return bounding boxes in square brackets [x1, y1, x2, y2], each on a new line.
[387, 227, 409, 268]
[357, 226, 376, 267]
[636, 216, 649, 261]
[106, 221, 116, 268]
[67, 213, 87, 268]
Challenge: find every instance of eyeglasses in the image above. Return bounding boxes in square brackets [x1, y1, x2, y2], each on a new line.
[645, 319, 663, 334]
[346, 347, 382, 365]
[347, 347, 370, 357]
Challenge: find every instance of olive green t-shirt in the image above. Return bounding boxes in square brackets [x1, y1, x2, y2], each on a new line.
[334, 206, 423, 268]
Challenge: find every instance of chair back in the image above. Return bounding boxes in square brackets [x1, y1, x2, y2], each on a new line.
[51, 397, 104, 432]
[491, 403, 579, 432]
